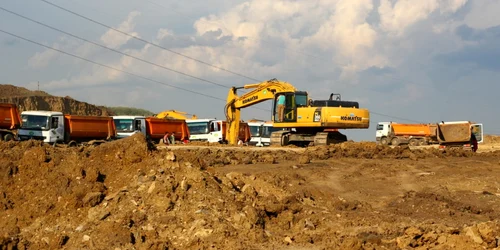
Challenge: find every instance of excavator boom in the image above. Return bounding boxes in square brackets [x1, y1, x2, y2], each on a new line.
[225, 79, 297, 145]
[155, 110, 197, 120]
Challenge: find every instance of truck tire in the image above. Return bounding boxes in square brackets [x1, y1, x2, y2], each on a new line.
[4, 133, 13, 141]
[409, 139, 418, 146]
[380, 137, 389, 145]
[391, 137, 400, 146]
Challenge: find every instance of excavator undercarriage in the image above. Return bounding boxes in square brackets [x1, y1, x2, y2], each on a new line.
[270, 129, 348, 146]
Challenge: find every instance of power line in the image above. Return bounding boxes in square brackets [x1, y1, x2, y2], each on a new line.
[143, 0, 333, 62]
[0, 29, 271, 113]
[24, 1, 430, 123]
[39, 0, 262, 83]
[0, 7, 230, 89]
[370, 111, 423, 123]
[139, 1, 435, 125]
[0, 29, 227, 103]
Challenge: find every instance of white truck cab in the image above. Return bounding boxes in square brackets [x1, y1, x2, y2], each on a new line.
[17, 111, 65, 143]
[112, 116, 147, 139]
[248, 121, 281, 147]
[248, 121, 265, 146]
[375, 122, 393, 142]
[186, 119, 225, 143]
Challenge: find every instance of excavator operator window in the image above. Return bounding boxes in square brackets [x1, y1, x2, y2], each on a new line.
[283, 94, 297, 122]
[295, 94, 308, 108]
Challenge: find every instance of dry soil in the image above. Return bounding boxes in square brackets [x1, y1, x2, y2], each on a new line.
[1, 134, 500, 249]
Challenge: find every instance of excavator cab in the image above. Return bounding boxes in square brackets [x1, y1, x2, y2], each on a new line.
[273, 91, 308, 123]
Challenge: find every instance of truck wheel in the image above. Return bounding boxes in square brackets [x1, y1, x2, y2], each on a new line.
[391, 137, 400, 146]
[408, 139, 418, 146]
[4, 134, 13, 141]
[380, 137, 388, 145]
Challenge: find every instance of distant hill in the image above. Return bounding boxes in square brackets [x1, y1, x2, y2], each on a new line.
[0, 84, 51, 98]
[0, 84, 112, 116]
[106, 106, 154, 116]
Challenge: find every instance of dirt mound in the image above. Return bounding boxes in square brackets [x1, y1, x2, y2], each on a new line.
[1, 136, 500, 249]
[484, 135, 500, 144]
[303, 142, 481, 160]
[0, 84, 112, 116]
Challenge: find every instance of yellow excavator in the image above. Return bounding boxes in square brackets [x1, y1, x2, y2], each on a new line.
[225, 78, 370, 146]
[155, 110, 197, 120]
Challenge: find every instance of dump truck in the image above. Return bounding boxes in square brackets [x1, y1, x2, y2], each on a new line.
[17, 111, 116, 145]
[436, 121, 483, 149]
[0, 103, 21, 141]
[376, 121, 483, 147]
[247, 120, 283, 147]
[376, 122, 438, 146]
[186, 119, 251, 144]
[113, 115, 190, 143]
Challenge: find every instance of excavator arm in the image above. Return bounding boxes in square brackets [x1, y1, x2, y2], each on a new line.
[225, 78, 298, 145]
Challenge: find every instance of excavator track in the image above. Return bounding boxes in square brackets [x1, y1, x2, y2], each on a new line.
[270, 130, 291, 146]
[313, 131, 347, 146]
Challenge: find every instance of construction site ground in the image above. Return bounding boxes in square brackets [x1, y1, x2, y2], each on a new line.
[1, 134, 500, 249]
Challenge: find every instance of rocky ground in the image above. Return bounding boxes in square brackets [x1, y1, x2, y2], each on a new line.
[1, 134, 500, 249]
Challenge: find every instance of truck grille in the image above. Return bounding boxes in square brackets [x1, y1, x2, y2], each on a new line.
[19, 135, 46, 141]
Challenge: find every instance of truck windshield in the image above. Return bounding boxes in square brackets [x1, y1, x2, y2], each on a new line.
[249, 125, 261, 137]
[376, 124, 384, 130]
[187, 122, 209, 135]
[262, 126, 282, 138]
[114, 119, 134, 132]
[21, 115, 49, 130]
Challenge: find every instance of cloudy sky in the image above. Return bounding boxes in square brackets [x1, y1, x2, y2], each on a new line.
[1, 0, 499, 141]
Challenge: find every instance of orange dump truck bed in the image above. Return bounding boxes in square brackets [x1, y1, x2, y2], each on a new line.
[222, 121, 251, 142]
[145, 117, 190, 141]
[437, 122, 472, 143]
[64, 115, 116, 140]
[391, 123, 436, 137]
[0, 103, 21, 130]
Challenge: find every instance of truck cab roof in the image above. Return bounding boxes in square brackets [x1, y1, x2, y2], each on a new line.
[112, 115, 146, 119]
[21, 110, 63, 116]
[186, 119, 214, 123]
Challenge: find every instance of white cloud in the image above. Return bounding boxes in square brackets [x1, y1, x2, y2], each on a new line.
[464, 0, 500, 29]
[27, 37, 73, 69]
[100, 11, 141, 49]
[378, 0, 468, 35]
